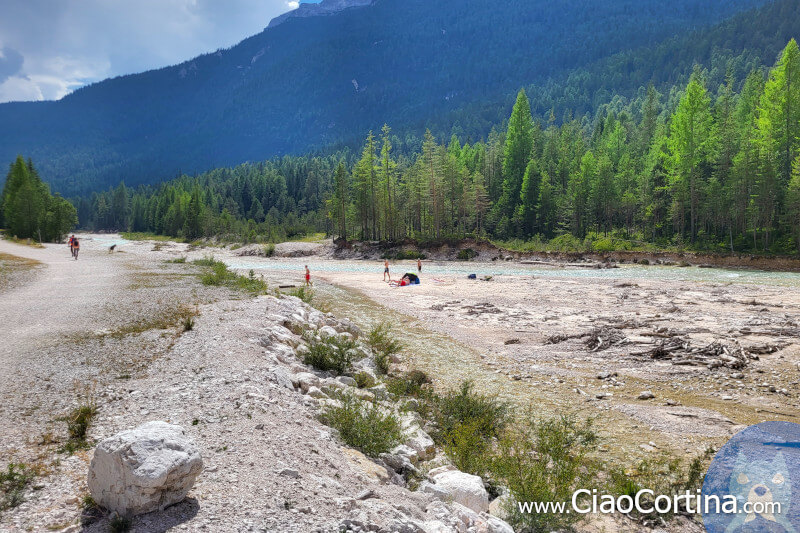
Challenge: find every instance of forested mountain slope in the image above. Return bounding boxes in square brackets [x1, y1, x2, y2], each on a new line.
[0, 0, 769, 195]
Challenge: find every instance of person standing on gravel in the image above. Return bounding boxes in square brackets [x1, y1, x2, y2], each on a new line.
[417, 258, 422, 274]
[383, 259, 391, 282]
[305, 265, 312, 287]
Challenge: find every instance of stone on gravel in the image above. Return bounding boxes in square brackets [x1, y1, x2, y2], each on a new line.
[318, 326, 339, 339]
[307, 386, 328, 399]
[638, 390, 655, 400]
[87, 421, 203, 516]
[430, 470, 489, 513]
[405, 428, 436, 460]
[269, 366, 295, 390]
[293, 372, 320, 393]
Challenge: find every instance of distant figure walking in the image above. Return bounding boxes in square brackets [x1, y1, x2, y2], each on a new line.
[68, 234, 75, 254]
[383, 259, 391, 281]
[417, 258, 422, 274]
[71, 238, 80, 260]
[305, 265, 312, 287]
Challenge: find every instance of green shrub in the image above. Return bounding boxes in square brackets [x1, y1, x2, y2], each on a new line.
[303, 334, 358, 375]
[606, 448, 714, 521]
[165, 256, 187, 263]
[353, 371, 376, 389]
[182, 316, 195, 331]
[288, 286, 314, 303]
[0, 463, 34, 512]
[491, 414, 598, 532]
[386, 370, 430, 398]
[381, 250, 426, 260]
[549, 233, 588, 252]
[263, 243, 276, 257]
[367, 322, 404, 374]
[457, 248, 478, 260]
[434, 380, 511, 442]
[322, 393, 403, 457]
[443, 420, 492, 476]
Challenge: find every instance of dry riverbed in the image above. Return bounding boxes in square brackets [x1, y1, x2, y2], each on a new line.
[2, 234, 798, 532]
[218, 245, 800, 463]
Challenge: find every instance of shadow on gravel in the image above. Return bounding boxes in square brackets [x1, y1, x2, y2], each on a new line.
[83, 497, 200, 532]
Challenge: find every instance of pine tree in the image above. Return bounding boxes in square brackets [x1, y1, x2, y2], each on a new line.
[494, 89, 533, 233]
[333, 162, 349, 241]
[786, 156, 800, 252]
[667, 72, 715, 242]
[758, 39, 800, 189]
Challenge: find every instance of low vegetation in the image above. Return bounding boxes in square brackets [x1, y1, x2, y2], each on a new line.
[302, 333, 358, 375]
[288, 286, 314, 304]
[366, 322, 404, 374]
[607, 447, 714, 523]
[322, 393, 404, 457]
[59, 397, 99, 454]
[0, 463, 35, 514]
[381, 250, 426, 260]
[456, 248, 478, 260]
[193, 257, 268, 294]
[492, 415, 599, 532]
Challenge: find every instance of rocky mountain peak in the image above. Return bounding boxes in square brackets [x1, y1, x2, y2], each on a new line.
[268, 0, 374, 28]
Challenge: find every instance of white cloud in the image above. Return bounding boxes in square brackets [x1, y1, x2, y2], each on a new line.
[0, 0, 297, 103]
[287, 1, 300, 8]
[0, 76, 43, 103]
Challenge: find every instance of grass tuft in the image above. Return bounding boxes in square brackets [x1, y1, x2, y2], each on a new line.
[59, 397, 98, 455]
[194, 257, 268, 294]
[0, 463, 34, 513]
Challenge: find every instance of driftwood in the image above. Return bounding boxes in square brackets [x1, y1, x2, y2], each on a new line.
[546, 326, 627, 352]
[633, 338, 757, 370]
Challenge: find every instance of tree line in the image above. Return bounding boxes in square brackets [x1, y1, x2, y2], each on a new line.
[330, 40, 800, 253]
[0, 156, 77, 242]
[73, 40, 800, 254]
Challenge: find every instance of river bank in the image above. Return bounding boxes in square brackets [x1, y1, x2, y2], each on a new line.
[329, 238, 800, 272]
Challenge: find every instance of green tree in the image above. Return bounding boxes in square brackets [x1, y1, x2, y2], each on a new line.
[494, 90, 533, 232]
[758, 39, 800, 189]
[667, 72, 715, 241]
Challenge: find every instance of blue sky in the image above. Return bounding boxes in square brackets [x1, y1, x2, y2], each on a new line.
[0, 0, 320, 104]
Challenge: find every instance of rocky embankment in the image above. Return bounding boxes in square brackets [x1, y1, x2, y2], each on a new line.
[9, 288, 514, 532]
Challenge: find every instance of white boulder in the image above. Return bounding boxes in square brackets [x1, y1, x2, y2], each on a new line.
[88, 421, 202, 516]
[431, 470, 489, 513]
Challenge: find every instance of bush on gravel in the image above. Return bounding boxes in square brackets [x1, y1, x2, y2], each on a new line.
[322, 393, 403, 457]
[490, 414, 598, 532]
[303, 334, 358, 375]
[366, 322, 403, 374]
[433, 380, 511, 442]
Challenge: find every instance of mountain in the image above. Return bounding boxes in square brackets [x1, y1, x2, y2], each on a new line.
[268, 0, 374, 28]
[0, 0, 777, 195]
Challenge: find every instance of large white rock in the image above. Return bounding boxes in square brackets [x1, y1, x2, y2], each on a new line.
[88, 421, 203, 516]
[431, 470, 489, 514]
